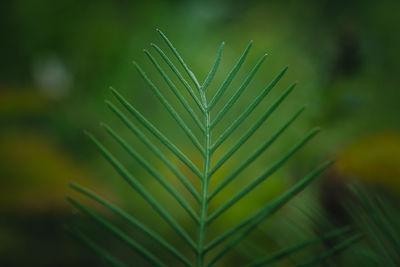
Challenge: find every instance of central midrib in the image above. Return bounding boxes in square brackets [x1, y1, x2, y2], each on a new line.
[197, 90, 212, 267]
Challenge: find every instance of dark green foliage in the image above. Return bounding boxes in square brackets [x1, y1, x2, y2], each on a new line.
[346, 185, 400, 266]
[248, 226, 356, 267]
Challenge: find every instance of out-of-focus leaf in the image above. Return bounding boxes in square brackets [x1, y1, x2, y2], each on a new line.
[336, 131, 400, 190]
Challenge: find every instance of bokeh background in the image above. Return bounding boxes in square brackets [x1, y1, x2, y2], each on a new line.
[1, 0, 400, 266]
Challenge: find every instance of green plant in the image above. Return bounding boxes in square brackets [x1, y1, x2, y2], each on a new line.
[67, 29, 353, 266]
[342, 184, 400, 266]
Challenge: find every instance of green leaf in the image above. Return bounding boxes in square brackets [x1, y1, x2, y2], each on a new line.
[151, 43, 204, 112]
[109, 87, 202, 178]
[68, 228, 128, 267]
[69, 183, 191, 266]
[134, 60, 204, 155]
[208, 41, 253, 111]
[83, 131, 196, 250]
[248, 226, 352, 267]
[211, 53, 267, 129]
[209, 106, 306, 200]
[205, 160, 334, 256]
[211, 66, 288, 150]
[209, 82, 297, 172]
[105, 100, 200, 201]
[207, 127, 320, 223]
[201, 42, 225, 92]
[297, 234, 362, 267]
[157, 29, 201, 91]
[348, 185, 400, 266]
[144, 49, 205, 132]
[67, 197, 166, 267]
[101, 123, 199, 222]
[69, 30, 348, 266]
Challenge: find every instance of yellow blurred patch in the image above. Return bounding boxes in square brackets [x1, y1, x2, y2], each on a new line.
[336, 131, 400, 188]
[0, 88, 49, 117]
[0, 130, 106, 213]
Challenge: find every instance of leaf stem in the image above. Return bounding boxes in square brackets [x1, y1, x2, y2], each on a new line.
[197, 89, 212, 266]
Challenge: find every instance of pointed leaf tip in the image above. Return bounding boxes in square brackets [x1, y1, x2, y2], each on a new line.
[104, 100, 113, 107]
[69, 183, 82, 191]
[83, 130, 96, 140]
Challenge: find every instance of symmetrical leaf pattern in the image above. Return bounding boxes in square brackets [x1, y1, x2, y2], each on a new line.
[67, 29, 352, 266]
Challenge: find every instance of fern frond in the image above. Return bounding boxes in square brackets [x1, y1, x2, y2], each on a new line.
[101, 123, 199, 222]
[67, 197, 166, 266]
[143, 49, 205, 131]
[247, 226, 353, 267]
[68, 227, 128, 267]
[208, 41, 253, 111]
[151, 43, 204, 112]
[69, 29, 347, 266]
[104, 100, 200, 201]
[156, 29, 201, 92]
[297, 234, 362, 267]
[205, 160, 334, 254]
[201, 42, 225, 92]
[108, 89, 202, 178]
[346, 185, 400, 266]
[83, 131, 196, 250]
[134, 61, 205, 155]
[209, 82, 297, 174]
[207, 128, 320, 223]
[211, 66, 288, 149]
[209, 106, 306, 199]
[211, 53, 267, 128]
[69, 183, 191, 266]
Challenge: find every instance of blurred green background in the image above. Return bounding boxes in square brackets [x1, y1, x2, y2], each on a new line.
[1, 0, 400, 266]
